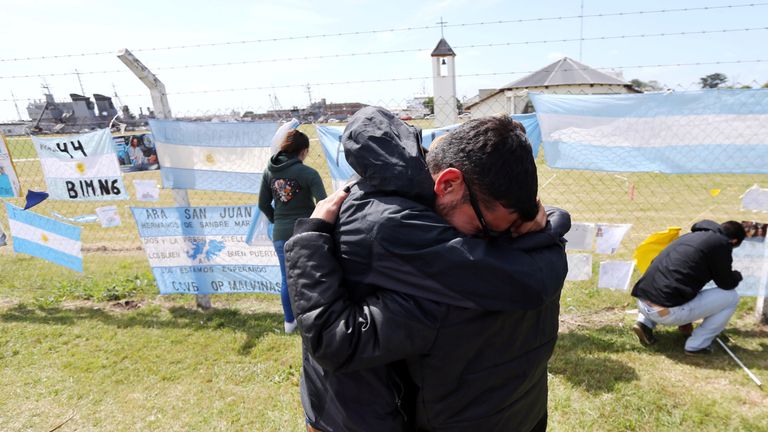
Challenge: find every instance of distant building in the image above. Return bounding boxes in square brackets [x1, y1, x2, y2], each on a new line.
[0, 122, 28, 136]
[245, 98, 367, 122]
[431, 38, 458, 127]
[464, 57, 639, 117]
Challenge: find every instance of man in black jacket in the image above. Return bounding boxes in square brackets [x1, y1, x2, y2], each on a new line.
[631, 220, 746, 355]
[285, 108, 568, 431]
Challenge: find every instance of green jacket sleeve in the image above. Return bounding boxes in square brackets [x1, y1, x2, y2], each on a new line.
[258, 171, 275, 223]
[309, 169, 327, 202]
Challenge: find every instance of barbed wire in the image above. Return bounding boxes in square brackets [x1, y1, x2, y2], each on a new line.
[2, 26, 766, 80]
[0, 2, 765, 63]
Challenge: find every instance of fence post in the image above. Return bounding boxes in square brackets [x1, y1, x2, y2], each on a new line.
[758, 295, 767, 324]
[116, 48, 212, 311]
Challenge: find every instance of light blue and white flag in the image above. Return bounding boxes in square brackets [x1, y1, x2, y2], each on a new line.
[149, 120, 280, 194]
[5, 202, 82, 271]
[316, 125, 355, 191]
[132, 205, 280, 295]
[421, 114, 541, 157]
[32, 128, 127, 200]
[530, 90, 768, 173]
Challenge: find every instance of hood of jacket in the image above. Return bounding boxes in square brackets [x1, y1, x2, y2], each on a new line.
[342, 106, 435, 205]
[691, 220, 723, 235]
[268, 152, 301, 172]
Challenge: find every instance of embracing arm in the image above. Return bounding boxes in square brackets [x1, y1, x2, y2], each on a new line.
[284, 193, 441, 373]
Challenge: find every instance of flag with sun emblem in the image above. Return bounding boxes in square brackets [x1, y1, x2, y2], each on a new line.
[149, 119, 279, 194]
[5, 202, 82, 271]
[31, 128, 127, 200]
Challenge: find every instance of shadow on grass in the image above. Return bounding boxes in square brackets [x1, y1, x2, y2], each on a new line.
[0, 303, 285, 355]
[653, 326, 768, 371]
[550, 330, 639, 394]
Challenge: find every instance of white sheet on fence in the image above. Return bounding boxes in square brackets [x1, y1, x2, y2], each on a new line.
[132, 205, 281, 295]
[530, 90, 768, 173]
[742, 184, 768, 213]
[32, 128, 128, 200]
[701, 239, 768, 297]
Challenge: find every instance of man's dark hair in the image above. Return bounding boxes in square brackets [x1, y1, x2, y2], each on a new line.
[721, 221, 746, 246]
[426, 116, 538, 221]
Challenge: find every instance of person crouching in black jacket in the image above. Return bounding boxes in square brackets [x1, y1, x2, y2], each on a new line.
[285, 109, 569, 432]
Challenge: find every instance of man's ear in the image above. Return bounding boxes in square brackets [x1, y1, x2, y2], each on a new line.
[433, 167, 463, 198]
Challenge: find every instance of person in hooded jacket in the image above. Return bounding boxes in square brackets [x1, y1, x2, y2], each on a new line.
[285, 108, 569, 432]
[631, 220, 746, 355]
[258, 129, 326, 333]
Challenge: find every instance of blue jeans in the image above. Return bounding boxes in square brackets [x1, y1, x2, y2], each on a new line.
[637, 288, 739, 351]
[273, 240, 295, 323]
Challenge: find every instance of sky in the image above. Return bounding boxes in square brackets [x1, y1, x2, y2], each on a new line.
[1, 0, 767, 121]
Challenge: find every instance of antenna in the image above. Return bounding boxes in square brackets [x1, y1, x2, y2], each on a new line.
[437, 17, 447, 38]
[579, 0, 584, 61]
[111, 83, 126, 107]
[305, 83, 312, 106]
[74, 69, 86, 95]
[10, 91, 22, 121]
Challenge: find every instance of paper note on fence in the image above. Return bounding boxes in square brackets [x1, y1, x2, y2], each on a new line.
[133, 179, 160, 201]
[727, 239, 767, 297]
[96, 206, 121, 228]
[741, 185, 768, 213]
[5, 202, 82, 272]
[530, 90, 768, 174]
[566, 253, 592, 281]
[149, 119, 279, 194]
[564, 222, 596, 251]
[132, 205, 280, 295]
[31, 128, 128, 201]
[0, 135, 21, 197]
[595, 223, 632, 254]
[598, 260, 635, 291]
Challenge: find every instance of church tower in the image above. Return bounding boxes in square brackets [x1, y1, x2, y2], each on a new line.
[431, 37, 458, 127]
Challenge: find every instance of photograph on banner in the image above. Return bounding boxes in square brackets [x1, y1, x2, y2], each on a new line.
[133, 179, 160, 201]
[564, 222, 596, 251]
[597, 260, 635, 291]
[565, 253, 592, 281]
[149, 119, 279, 194]
[0, 134, 21, 197]
[96, 205, 121, 228]
[741, 184, 768, 213]
[595, 223, 632, 254]
[742, 220, 767, 240]
[113, 133, 159, 172]
[32, 128, 128, 200]
[131, 205, 281, 295]
[5, 202, 83, 272]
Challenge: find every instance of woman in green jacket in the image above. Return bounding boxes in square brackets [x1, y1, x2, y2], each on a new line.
[258, 129, 327, 333]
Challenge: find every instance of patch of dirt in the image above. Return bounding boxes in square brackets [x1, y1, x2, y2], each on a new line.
[559, 306, 631, 332]
[110, 300, 143, 311]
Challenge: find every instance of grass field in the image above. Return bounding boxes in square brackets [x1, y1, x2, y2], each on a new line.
[1, 126, 768, 430]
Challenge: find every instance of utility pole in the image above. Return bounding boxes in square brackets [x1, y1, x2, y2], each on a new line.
[117, 48, 210, 311]
[305, 83, 313, 107]
[579, 0, 584, 61]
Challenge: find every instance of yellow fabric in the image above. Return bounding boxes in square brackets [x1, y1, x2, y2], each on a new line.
[709, 189, 721, 197]
[633, 227, 681, 274]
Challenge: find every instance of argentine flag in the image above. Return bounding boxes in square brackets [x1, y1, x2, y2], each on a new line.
[531, 89, 768, 174]
[149, 120, 280, 194]
[5, 202, 82, 272]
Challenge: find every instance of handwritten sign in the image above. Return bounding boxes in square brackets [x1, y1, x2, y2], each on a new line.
[132, 205, 280, 295]
[32, 129, 127, 200]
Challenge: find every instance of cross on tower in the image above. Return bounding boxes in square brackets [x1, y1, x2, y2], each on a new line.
[436, 17, 447, 38]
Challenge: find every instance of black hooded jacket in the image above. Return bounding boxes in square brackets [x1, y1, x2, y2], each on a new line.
[285, 107, 569, 431]
[632, 220, 742, 307]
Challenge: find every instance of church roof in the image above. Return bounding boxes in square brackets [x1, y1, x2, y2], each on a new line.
[503, 57, 627, 88]
[431, 38, 456, 57]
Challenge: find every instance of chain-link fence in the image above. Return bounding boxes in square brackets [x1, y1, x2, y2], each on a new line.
[1, 89, 767, 303]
